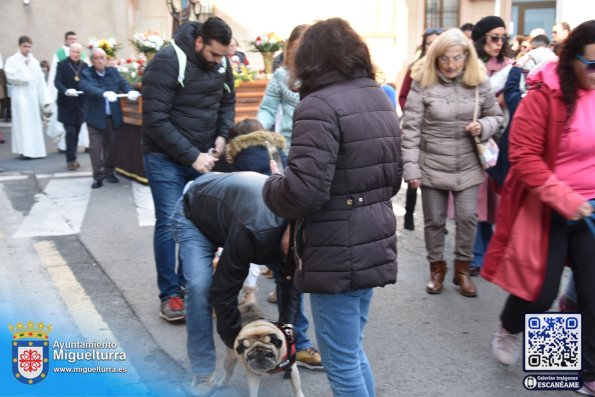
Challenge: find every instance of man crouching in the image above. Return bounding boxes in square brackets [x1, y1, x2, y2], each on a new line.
[170, 171, 301, 397]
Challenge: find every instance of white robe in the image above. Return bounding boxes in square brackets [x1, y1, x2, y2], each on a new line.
[47, 45, 90, 150]
[4, 51, 51, 158]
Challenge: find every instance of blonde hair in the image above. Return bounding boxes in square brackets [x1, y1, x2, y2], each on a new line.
[411, 28, 486, 88]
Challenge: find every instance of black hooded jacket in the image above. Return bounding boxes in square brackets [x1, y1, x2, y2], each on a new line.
[183, 172, 287, 348]
[142, 22, 236, 166]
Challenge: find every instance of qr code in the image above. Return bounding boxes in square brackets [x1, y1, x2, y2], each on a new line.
[524, 313, 581, 371]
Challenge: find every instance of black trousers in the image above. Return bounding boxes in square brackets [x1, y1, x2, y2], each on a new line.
[500, 210, 595, 381]
[88, 119, 118, 180]
[64, 122, 82, 163]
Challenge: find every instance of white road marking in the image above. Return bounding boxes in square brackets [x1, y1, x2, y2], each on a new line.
[33, 240, 115, 341]
[33, 241, 144, 388]
[0, 175, 28, 181]
[14, 177, 92, 238]
[132, 182, 155, 227]
[37, 171, 92, 179]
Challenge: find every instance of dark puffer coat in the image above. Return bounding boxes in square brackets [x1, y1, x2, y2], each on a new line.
[142, 22, 236, 166]
[263, 70, 402, 294]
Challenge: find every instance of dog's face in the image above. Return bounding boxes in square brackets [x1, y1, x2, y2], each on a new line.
[234, 320, 287, 375]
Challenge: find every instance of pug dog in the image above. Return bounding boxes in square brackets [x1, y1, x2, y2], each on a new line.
[218, 302, 305, 397]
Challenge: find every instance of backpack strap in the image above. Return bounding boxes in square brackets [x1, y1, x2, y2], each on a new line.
[170, 39, 187, 87]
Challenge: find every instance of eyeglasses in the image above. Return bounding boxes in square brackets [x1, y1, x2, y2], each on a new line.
[424, 28, 444, 35]
[486, 35, 508, 44]
[576, 54, 595, 73]
[438, 54, 466, 64]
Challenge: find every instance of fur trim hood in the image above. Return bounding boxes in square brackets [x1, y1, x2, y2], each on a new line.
[226, 130, 286, 163]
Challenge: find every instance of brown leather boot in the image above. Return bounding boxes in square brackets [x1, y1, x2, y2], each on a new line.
[426, 260, 447, 294]
[453, 259, 477, 297]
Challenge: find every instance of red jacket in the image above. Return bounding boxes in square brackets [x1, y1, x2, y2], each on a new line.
[481, 62, 586, 301]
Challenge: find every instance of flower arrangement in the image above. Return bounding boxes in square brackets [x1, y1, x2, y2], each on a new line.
[130, 31, 168, 57]
[232, 64, 256, 88]
[88, 37, 121, 58]
[249, 33, 284, 53]
[117, 57, 145, 85]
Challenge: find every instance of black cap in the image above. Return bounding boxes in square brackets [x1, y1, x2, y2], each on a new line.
[471, 16, 506, 42]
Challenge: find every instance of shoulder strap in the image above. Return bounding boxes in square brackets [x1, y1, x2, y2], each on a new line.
[170, 39, 187, 87]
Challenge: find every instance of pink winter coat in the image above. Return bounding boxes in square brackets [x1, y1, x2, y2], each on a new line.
[481, 62, 587, 302]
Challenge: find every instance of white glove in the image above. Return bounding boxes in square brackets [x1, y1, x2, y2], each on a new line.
[65, 88, 79, 97]
[103, 91, 117, 102]
[127, 90, 140, 101]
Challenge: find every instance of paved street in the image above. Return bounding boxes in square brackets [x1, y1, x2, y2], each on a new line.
[0, 124, 577, 397]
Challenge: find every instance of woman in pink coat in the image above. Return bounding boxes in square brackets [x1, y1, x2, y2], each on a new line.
[483, 20, 595, 395]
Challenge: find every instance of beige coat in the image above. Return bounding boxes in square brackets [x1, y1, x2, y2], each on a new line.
[402, 77, 502, 191]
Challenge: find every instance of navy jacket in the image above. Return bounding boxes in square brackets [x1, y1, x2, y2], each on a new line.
[487, 66, 523, 188]
[183, 172, 287, 348]
[80, 66, 131, 130]
[142, 22, 236, 166]
[54, 58, 88, 125]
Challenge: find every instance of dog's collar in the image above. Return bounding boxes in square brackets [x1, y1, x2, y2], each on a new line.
[265, 320, 296, 376]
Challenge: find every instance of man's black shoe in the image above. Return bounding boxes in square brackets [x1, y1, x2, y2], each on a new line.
[105, 174, 119, 183]
[91, 179, 103, 189]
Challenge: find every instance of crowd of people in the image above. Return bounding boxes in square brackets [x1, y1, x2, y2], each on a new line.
[1, 12, 594, 397]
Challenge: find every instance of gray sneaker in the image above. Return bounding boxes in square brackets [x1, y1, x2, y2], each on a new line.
[159, 296, 185, 322]
[190, 374, 216, 397]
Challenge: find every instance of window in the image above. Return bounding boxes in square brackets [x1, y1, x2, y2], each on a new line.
[425, 0, 459, 29]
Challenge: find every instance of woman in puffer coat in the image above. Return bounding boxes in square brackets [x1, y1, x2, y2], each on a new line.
[263, 18, 401, 397]
[401, 28, 502, 298]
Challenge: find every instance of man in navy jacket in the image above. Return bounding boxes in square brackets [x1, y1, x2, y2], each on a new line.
[54, 42, 88, 170]
[80, 48, 139, 188]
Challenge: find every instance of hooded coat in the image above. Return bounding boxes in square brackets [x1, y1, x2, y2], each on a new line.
[141, 22, 236, 166]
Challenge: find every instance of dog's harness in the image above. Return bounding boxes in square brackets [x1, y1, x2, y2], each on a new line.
[265, 320, 296, 378]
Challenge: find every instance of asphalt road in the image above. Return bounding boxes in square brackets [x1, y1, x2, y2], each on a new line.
[0, 124, 578, 397]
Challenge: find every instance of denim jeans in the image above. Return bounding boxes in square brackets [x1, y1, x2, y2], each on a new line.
[310, 289, 375, 397]
[143, 153, 199, 300]
[472, 221, 493, 268]
[170, 198, 216, 376]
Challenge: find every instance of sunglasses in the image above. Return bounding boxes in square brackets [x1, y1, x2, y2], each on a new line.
[486, 35, 508, 44]
[576, 54, 595, 73]
[424, 28, 444, 35]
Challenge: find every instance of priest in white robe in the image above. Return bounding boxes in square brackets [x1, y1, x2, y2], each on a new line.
[4, 36, 51, 159]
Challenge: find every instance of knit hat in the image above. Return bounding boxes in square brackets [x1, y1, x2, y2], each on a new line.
[471, 16, 506, 42]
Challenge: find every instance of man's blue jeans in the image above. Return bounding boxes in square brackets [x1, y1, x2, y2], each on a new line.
[144, 153, 199, 300]
[310, 289, 375, 397]
[170, 197, 216, 376]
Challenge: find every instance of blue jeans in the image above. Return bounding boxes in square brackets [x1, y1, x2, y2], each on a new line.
[310, 289, 375, 397]
[144, 153, 199, 300]
[170, 198, 216, 376]
[472, 221, 493, 268]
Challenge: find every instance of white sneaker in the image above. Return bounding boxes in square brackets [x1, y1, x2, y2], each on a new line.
[191, 374, 217, 397]
[577, 380, 595, 396]
[492, 326, 521, 365]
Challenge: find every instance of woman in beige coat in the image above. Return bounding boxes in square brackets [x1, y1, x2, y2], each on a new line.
[401, 28, 502, 297]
